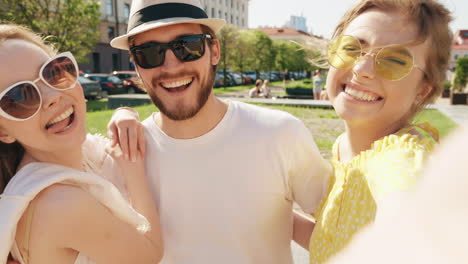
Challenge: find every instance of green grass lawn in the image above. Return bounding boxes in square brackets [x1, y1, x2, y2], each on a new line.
[413, 109, 458, 138]
[213, 84, 253, 95]
[86, 102, 457, 154]
[86, 103, 157, 135]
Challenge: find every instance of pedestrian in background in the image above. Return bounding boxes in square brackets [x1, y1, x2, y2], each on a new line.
[249, 79, 263, 98]
[262, 79, 271, 98]
[313, 70, 325, 100]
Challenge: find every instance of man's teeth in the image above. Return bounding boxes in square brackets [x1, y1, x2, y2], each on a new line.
[344, 87, 379, 102]
[162, 79, 192, 88]
[48, 107, 73, 126]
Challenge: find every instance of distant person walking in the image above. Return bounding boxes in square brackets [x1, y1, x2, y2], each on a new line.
[313, 70, 325, 100]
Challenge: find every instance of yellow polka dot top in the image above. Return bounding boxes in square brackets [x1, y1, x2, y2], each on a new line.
[309, 122, 439, 264]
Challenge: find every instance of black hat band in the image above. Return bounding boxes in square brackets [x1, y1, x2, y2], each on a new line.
[128, 3, 208, 31]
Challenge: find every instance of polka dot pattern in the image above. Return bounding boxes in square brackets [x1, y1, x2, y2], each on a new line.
[309, 123, 438, 264]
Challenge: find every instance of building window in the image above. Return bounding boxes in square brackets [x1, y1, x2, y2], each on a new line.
[225, 0, 228, 5]
[230, 15, 233, 24]
[92, 53, 101, 73]
[108, 27, 115, 40]
[236, 16, 239, 25]
[218, 10, 222, 18]
[237, 2, 239, 10]
[231, 0, 234, 8]
[106, 0, 114, 16]
[225, 12, 228, 20]
[124, 3, 130, 18]
[242, 4, 245, 12]
[112, 53, 120, 71]
[242, 18, 244, 27]
[212, 7, 215, 17]
[455, 54, 459, 60]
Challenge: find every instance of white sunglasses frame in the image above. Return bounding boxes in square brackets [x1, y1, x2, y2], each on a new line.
[0, 52, 78, 121]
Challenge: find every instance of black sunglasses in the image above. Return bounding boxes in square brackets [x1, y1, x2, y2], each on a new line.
[130, 34, 212, 69]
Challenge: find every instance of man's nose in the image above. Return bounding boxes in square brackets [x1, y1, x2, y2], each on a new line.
[161, 48, 184, 71]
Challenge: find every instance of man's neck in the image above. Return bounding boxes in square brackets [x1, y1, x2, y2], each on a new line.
[155, 94, 228, 139]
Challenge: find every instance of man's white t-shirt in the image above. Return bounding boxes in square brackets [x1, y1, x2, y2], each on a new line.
[142, 100, 330, 264]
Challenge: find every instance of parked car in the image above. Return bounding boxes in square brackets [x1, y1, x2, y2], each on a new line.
[83, 73, 126, 95]
[229, 71, 253, 85]
[214, 72, 236, 87]
[243, 71, 257, 82]
[78, 76, 103, 100]
[111, 71, 146, 93]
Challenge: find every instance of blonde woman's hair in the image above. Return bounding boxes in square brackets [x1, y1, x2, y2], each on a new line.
[0, 23, 56, 193]
[332, 0, 453, 107]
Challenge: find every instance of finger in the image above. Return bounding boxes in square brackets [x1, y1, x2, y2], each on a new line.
[107, 124, 119, 147]
[138, 125, 146, 157]
[117, 126, 129, 160]
[128, 126, 137, 162]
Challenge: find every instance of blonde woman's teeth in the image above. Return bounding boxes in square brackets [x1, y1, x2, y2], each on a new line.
[345, 87, 379, 102]
[48, 107, 74, 126]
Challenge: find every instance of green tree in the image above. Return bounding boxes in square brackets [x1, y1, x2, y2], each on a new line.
[274, 41, 312, 72]
[454, 57, 468, 92]
[218, 24, 239, 87]
[0, 0, 101, 63]
[243, 30, 275, 80]
[230, 30, 255, 84]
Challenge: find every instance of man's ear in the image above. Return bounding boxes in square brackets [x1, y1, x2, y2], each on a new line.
[209, 38, 221, 66]
[0, 130, 16, 144]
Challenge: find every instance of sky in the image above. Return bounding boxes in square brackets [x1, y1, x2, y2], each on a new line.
[249, 0, 468, 38]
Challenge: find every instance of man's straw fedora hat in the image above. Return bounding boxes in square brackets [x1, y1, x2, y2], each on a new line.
[111, 0, 225, 50]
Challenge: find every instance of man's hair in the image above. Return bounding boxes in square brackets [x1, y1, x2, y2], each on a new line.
[333, 0, 453, 107]
[200, 24, 218, 71]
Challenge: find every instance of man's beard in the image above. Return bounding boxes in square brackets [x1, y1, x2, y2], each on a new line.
[146, 66, 216, 121]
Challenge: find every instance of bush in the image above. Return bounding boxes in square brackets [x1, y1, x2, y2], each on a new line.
[444, 81, 451, 90]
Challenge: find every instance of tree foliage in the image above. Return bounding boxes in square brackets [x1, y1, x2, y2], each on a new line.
[454, 57, 468, 92]
[230, 30, 254, 82]
[217, 26, 318, 79]
[0, 0, 101, 63]
[218, 24, 239, 87]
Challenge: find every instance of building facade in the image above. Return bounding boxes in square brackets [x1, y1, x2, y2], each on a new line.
[284, 15, 307, 33]
[450, 30, 468, 71]
[255, 27, 325, 46]
[199, 0, 249, 28]
[79, 0, 133, 73]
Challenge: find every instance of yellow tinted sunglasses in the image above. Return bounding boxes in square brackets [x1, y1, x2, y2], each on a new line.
[327, 35, 425, 81]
